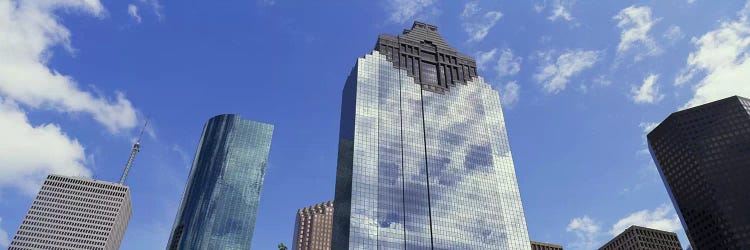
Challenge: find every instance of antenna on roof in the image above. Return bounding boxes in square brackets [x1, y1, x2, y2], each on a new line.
[119, 116, 149, 185]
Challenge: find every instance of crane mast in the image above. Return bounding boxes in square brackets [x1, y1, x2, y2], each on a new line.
[119, 118, 149, 185]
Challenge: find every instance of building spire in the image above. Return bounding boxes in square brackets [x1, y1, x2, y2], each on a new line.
[120, 117, 149, 185]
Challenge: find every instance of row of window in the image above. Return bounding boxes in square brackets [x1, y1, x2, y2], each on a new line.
[33, 200, 118, 218]
[38, 190, 122, 208]
[29, 205, 116, 224]
[41, 186, 124, 203]
[9, 239, 97, 250]
[36, 194, 121, 212]
[19, 224, 108, 242]
[21, 220, 110, 237]
[44, 180, 126, 198]
[14, 231, 104, 248]
[47, 175, 127, 192]
[26, 209, 114, 228]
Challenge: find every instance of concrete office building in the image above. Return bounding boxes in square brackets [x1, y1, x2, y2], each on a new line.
[293, 201, 334, 250]
[168, 114, 274, 249]
[648, 96, 750, 249]
[598, 225, 682, 250]
[332, 21, 530, 249]
[9, 175, 132, 250]
[531, 241, 563, 250]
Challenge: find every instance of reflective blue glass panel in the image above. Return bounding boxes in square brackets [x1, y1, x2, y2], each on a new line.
[168, 114, 273, 250]
[333, 51, 530, 250]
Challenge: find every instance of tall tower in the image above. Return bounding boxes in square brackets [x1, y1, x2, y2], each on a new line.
[8, 175, 132, 250]
[648, 96, 750, 249]
[9, 120, 149, 250]
[332, 21, 531, 249]
[293, 201, 334, 250]
[167, 114, 274, 249]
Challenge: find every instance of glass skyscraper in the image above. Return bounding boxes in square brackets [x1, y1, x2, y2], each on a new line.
[648, 96, 750, 250]
[167, 114, 273, 249]
[332, 21, 531, 249]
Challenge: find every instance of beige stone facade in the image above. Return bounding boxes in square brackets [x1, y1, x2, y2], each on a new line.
[9, 174, 132, 250]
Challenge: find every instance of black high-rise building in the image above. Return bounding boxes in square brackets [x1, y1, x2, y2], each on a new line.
[648, 96, 750, 249]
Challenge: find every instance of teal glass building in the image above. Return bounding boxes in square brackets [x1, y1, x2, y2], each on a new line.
[167, 114, 273, 249]
[332, 22, 531, 249]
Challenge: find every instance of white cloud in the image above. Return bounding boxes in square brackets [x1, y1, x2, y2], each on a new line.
[171, 144, 192, 169]
[534, 50, 600, 94]
[664, 25, 684, 43]
[0, 0, 138, 133]
[128, 4, 141, 23]
[257, 0, 275, 6]
[463, 10, 503, 42]
[566, 216, 601, 250]
[675, 1, 750, 108]
[496, 48, 521, 77]
[501, 81, 520, 106]
[0, 217, 8, 248]
[534, 3, 545, 13]
[593, 75, 612, 86]
[639, 121, 659, 134]
[475, 49, 497, 71]
[461, 1, 479, 18]
[535, 0, 574, 22]
[636, 121, 659, 156]
[387, 0, 436, 24]
[614, 6, 662, 61]
[139, 0, 163, 20]
[609, 204, 683, 236]
[0, 99, 91, 195]
[549, 0, 574, 22]
[631, 74, 664, 104]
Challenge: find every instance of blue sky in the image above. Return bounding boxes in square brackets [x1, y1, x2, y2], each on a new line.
[1, 0, 749, 249]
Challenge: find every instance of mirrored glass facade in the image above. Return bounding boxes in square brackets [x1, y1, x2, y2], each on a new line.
[333, 22, 530, 250]
[167, 114, 273, 250]
[648, 96, 750, 250]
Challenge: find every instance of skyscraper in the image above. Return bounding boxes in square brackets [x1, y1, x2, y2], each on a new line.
[167, 114, 274, 249]
[597, 225, 682, 250]
[293, 201, 334, 250]
[332, 21, 531, 249]
[648, 96, 750, 249]
[9, 175, 132, 250]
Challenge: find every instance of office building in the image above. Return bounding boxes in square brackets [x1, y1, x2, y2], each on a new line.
[9, 175, 132, 250]
[598, 225, 682, 250]
[648, 96, 750, 249]
[167, 114, 274, 249]
[531, 241, 563, 250]
[293, 201, 334, 250]
[332, 21, 530, 249]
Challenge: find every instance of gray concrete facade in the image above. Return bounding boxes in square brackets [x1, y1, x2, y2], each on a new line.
[9, 174, 132, 250]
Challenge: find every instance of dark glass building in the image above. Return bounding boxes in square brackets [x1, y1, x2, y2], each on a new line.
[598, 225, 682, 250]
[648, 96, 750, 249]
[167, 114, 273, 249]
[332, 21, 530, 249]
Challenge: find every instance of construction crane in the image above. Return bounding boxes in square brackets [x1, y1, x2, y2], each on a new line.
[119, 117, 149, 185]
